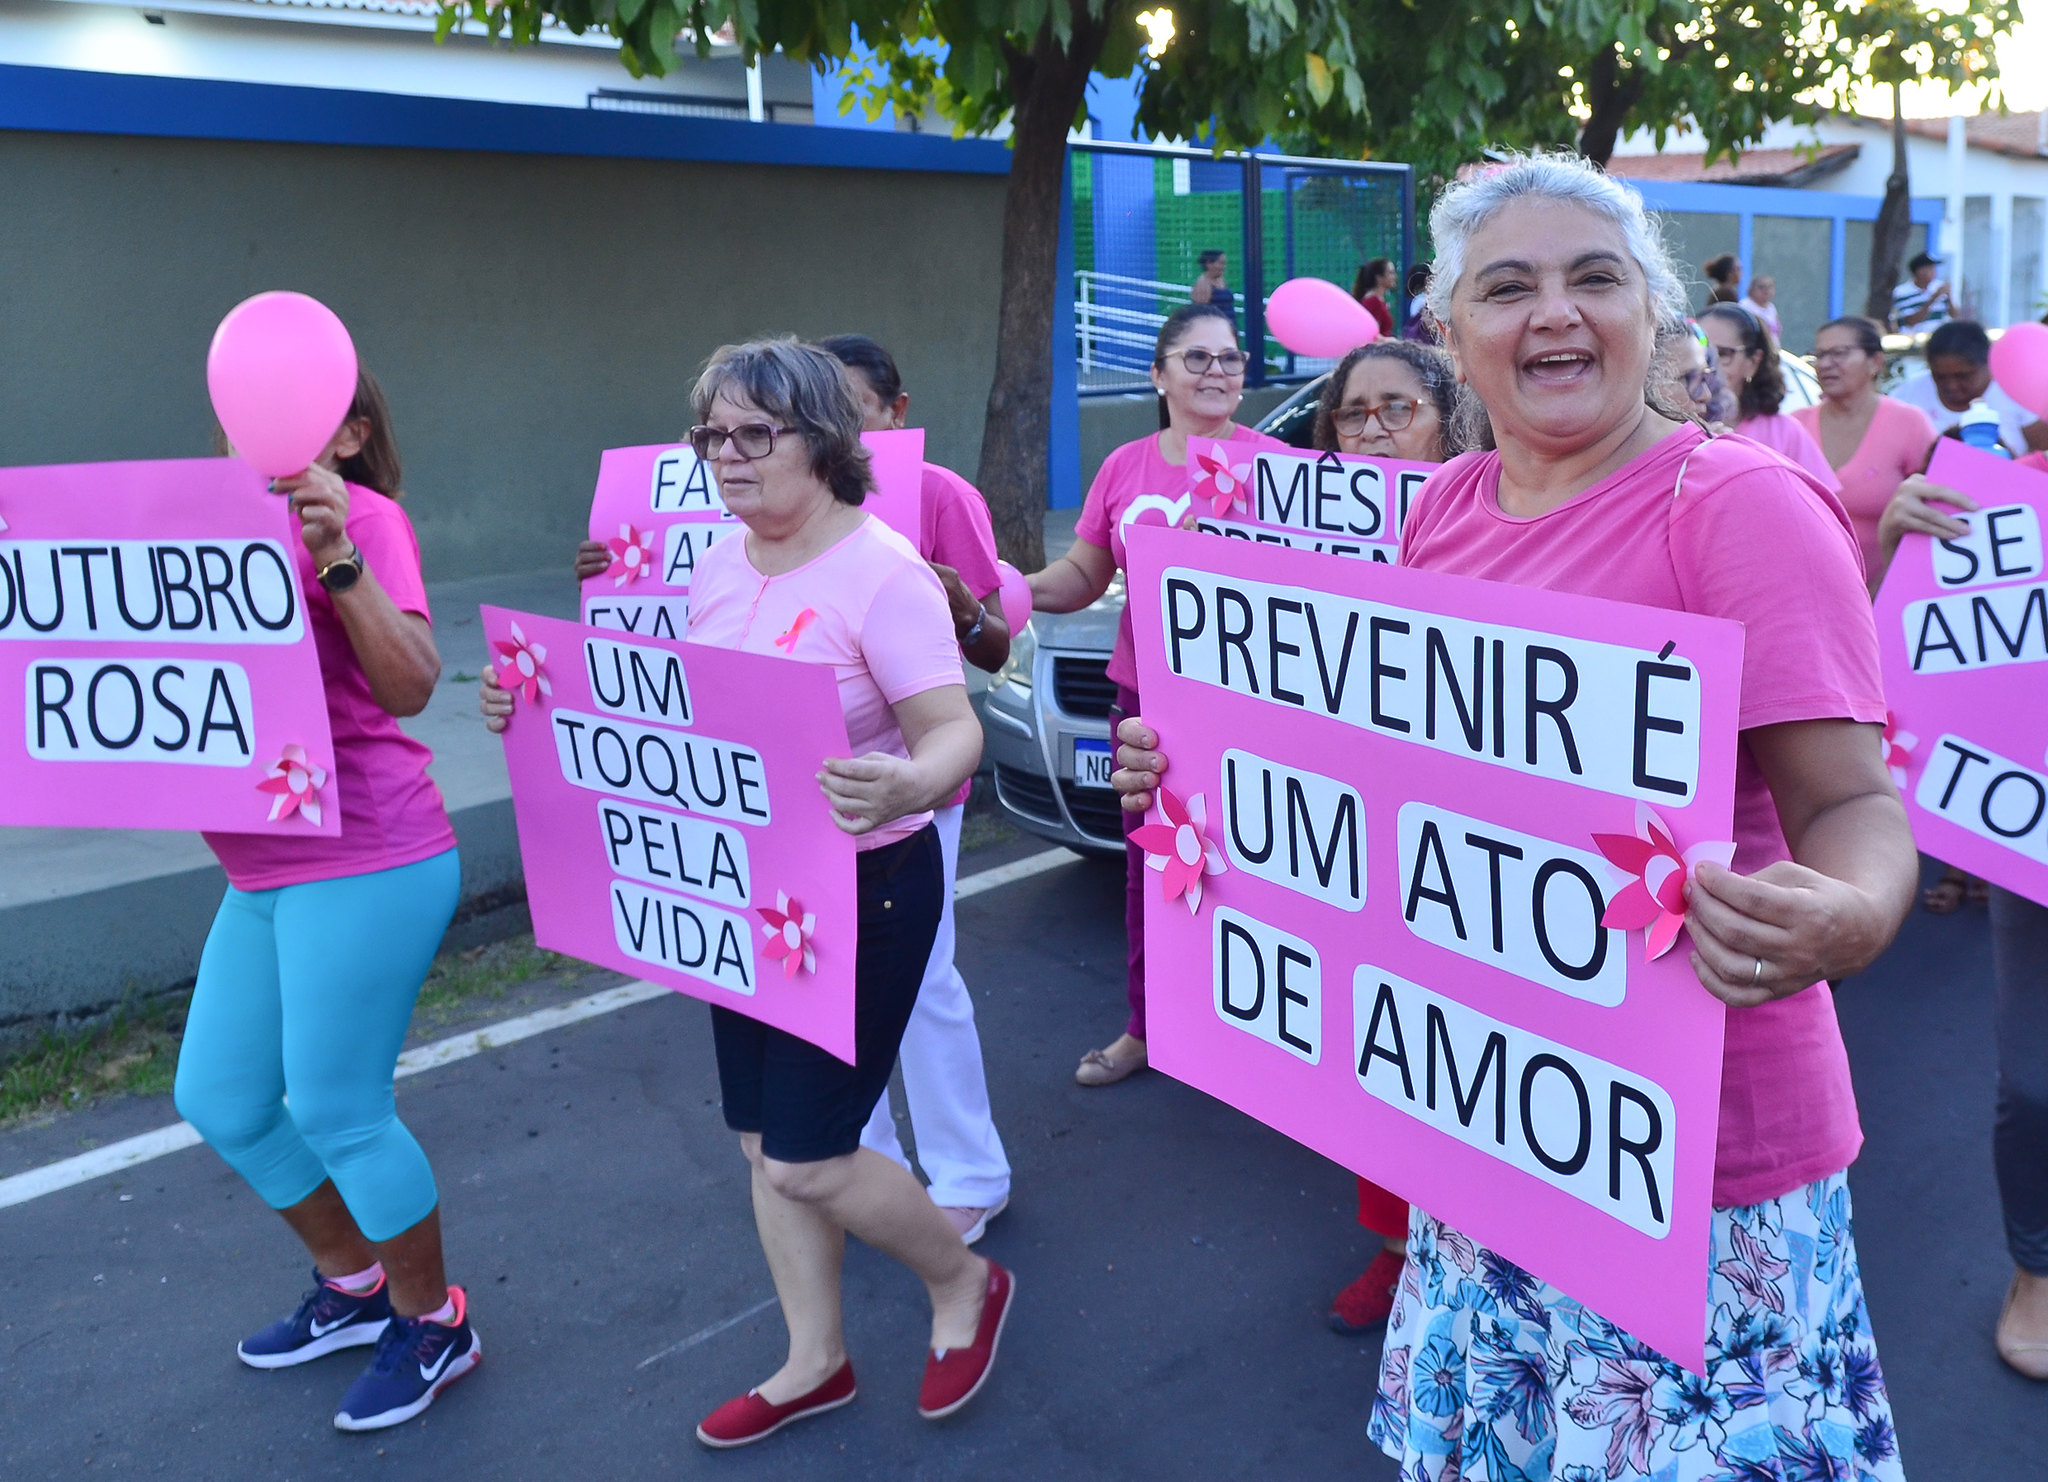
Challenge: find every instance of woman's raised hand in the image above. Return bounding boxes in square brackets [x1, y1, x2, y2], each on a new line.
[1111, 715, 1167, 814]
[479, 665, 514, 733]
[272, 463, 352, 568]
[573, 540, 609, 582]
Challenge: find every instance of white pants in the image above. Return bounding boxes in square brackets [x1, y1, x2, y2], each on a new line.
[858, 804, 1012, 1208]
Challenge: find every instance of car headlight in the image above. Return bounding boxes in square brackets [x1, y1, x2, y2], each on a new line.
[987, 621, 1035, 702]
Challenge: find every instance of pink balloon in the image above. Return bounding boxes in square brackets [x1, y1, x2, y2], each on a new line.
[995, 560, 1033, 636]
[1263, 276, 1381, 359]
[206, 292, 359, 479]
[1991, 321, 2048, 421]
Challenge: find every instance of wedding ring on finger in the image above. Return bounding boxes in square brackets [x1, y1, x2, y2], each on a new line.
[1753, 956, 1765, 987]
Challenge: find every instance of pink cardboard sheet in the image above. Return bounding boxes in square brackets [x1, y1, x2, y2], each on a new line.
[0, 457, 339, 836]
[482, 605, 861, 1060]
[580, 431, 928, 642]
[1127, 525, 1744, 1371]
[1187, 437, 1433, 563]
[1874, 441, 2048, 906]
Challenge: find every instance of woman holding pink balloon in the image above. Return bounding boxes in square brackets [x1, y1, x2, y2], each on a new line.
[174, 295, 479, 1433]
[1028, 302, 1287, 1088]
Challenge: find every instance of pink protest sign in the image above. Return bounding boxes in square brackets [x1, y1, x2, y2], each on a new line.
[0, 458, 339, 835]
[1874, 441, 2048, 906]
[1127, 524, 1743, 1371]
[581, 431, 928, 642]
[1188, 437, 1431, 562]
[482, 605, 861, 1059]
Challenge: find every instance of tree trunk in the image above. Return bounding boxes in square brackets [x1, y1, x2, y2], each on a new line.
[974, 14, 1106, 570]
[1575, 49, 1646, 166]
[1866, 85, 1913, 324]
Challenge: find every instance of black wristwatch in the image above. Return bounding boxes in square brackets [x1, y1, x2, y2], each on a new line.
[317, 545, 365, 594]
[959, 601, 987, 649]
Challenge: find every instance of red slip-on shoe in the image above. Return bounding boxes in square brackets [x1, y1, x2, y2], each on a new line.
[918, 1261, 1014, 1420]
[695, 1360, 857, 1449]
[1328, 1246, 1405, 1335]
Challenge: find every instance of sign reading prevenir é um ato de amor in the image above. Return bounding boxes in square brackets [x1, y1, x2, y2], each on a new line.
[0, 458, 339, 836]
[1128, 524, 1743, 1373]
[484, 605, 862, 1060]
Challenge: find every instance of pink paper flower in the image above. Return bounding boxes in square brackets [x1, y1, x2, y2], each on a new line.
[757, 891, 817, 979]
[1129, 785, 1228, 914]
[1880, 712, 1917, 792]
[773, 607, 817, 654]
[491, 620, 552, 705]
[1591, 802, 1736, 961]
[605, 523, 657, 587]
[1192, 448, 1253, 518]
[256, 744, 329, 827]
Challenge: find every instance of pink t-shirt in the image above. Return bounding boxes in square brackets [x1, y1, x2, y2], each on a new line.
[1076, 425, 1288, 690]
[204, 485, 456, 891]
[1734, 413, 1838, 493]
[918, 462, 1001, 809]
[1792, 395, 1935, 575]
[686, 515, 963, 851]
[1401, 427, 1887, 1209]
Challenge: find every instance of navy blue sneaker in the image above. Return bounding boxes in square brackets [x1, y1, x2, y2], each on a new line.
[237, 1269, 393, 1370]
[333, 1286, 481, 1432]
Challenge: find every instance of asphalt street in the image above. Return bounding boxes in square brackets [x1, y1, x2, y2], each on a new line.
[4, 843, 2045, 1480]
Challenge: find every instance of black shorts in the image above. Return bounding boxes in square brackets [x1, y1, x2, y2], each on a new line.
[711, 824, 943, 1163]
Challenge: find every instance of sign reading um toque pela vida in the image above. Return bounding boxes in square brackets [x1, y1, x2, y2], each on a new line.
[1127, 523, 1744, 1374]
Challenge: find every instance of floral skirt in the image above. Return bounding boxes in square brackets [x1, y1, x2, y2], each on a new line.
[1367, 1171, 1905, 1481]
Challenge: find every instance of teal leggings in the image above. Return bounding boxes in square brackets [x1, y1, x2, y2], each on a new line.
[174, 849, 460, 1243]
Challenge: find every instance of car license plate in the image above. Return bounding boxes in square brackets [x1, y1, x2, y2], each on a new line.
[1073, 738, 1115, 789]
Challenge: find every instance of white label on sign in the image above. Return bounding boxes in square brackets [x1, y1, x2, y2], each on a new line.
[1213, 906, 1321, 1064]
[1902, 583, 2048, 672]
[26, 657, 255, 764]
[0, 540, 301, 643]
[1219, 747, 1365, 911]
[585, 638, 693, 728]
[649, 446, 730, 516]
[1930, 504, 2043, 590]
[1353, 966, 1674, 1236]
[583, 594, 688, 641]
[661, 522, 739, 590]
[610, 879, 754, 994]
[1918, 733, 2048, 864]
[596, 797, 750, 908]
[1192, 519, 1397, 564]
[551, 707, 769, 824]
[1396, 801, 1628, 1006]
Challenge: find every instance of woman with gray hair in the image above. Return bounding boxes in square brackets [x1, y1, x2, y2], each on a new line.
[483, 339, 1010, 1444]
[1112, 154, 1915, 1478]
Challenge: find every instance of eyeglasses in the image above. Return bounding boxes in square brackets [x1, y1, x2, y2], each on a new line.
[688, 422, 793, 460]
[1331, 398, 1420, 436]
[1161, 348, 1250, 377]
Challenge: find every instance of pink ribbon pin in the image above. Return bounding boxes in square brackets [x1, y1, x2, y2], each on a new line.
[773, 608, 817, 653]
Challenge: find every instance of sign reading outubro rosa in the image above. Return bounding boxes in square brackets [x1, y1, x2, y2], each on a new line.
[0, 458, 339, 835]
[580, 430, 927, 643]
[482, 605, 863, 1060]
[1126, 524, 1744, 1373]
[1874, 441, 2048, 906]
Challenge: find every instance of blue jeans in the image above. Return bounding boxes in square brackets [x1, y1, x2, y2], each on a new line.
[174, 849, 460, 1242]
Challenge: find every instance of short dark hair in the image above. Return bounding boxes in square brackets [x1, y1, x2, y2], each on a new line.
[1924, 319, 1991, 365]
[1198, 250, 1226, 269]
[1313, 340, 1460, 457]
[691, 338, 873, 506]
[1703, 253, 1739, 286]
[815, 333, 904, 405]
[1816, 315, 1886, 358]
[1699, 303, 1786, 419]
[1909, 251, 1940, 272]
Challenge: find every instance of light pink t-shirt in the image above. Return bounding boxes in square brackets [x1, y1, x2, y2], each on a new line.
[918, 462, 1001, 810]
[205, 485, 456, 891]
[1076, 425, 1288, 690]
[1735, 413, 1838, 493]
[686, 515, 963, 851]
[1792, 395, 1935, 575]
[1401, 427, 1887, 1209]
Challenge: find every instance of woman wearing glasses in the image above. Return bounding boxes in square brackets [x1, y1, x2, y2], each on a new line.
[1698, 303, 1837, 490]
[1027, 303, 1287, 1088]
[1792, 316, 1936, 578]
[486, 342, 1008, 1445]
[1311, 340, 1460, 1337]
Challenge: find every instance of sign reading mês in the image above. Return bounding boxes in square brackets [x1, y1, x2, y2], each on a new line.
[1188, 438, 1432, 562]
[0, 458, 338, 835]
[1128, 524, 1742, 1372]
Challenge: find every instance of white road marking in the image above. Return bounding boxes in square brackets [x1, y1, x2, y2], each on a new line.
[637, 1296, 781, 1369]
[0, 848, 1080, 1211]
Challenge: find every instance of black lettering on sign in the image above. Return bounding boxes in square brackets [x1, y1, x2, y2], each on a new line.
[1351, 967, 1674, 1235]
[1905, 587, 2048, 672]
[24, 658, 255, 764]
[596, 797, 752, 909]
[610, 879, 754, 995]
[1221, 748, 1365, 910]
[0, 540, 301, 642]
[584, 637, 693, 727]
[1211, 907, 1320, 1064]
[549, 707, 770, 823]
[1917, 734, 2048, 866]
